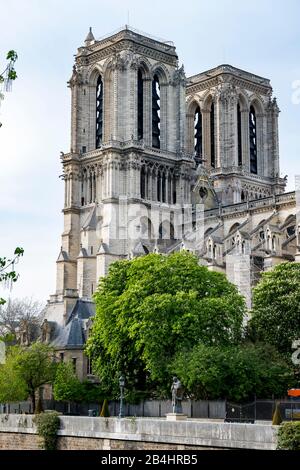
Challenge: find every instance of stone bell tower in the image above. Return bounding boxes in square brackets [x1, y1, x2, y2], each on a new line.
[50, 26, 195, 317]
[186, 65, 286, 205]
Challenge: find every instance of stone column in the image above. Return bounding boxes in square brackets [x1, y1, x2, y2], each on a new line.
[86, 173, 90, 203]
[186, 113, 194, 155]
[160, 83, 168, 151]
[129, 64, 137, 140]
[256, 113, 265, 176]
[64, 177, 68, 208]
[241, 109, 250, 172]
[272, 101, 280, 178]
[152, 169, 157, 202]
[202, 110, 211, 169]
[70, 82, 79, 153]
[228, 95, 238, 167]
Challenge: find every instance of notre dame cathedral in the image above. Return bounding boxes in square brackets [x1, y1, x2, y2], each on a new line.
[41, 27, 298, 380]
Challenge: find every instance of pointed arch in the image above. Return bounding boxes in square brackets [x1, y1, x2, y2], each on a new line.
[87, 65, 104, 86]
[150, 63, 170, 85]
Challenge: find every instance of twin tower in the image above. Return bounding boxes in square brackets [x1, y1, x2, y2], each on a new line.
[50, 27, 285, 316]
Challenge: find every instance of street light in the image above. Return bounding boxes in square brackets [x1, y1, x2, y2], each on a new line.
[119, 375, 125, 419]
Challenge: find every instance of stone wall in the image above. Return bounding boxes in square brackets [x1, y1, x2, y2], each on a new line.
[0, 414, 278, 450]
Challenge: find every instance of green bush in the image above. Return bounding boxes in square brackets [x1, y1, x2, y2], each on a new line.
[34, 411, 60, 450]
[100, 399, 110, 417]
[277, 422, 300, 450]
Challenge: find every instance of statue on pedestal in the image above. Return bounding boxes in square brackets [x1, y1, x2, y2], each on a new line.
[171, 376, 184, 414]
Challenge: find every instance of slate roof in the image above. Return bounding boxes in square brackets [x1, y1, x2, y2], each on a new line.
[51, 300, 95, 349]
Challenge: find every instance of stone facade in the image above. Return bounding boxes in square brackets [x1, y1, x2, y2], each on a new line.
[43, 27, 299, 378]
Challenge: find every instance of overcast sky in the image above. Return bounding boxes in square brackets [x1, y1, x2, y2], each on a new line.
[0, 0, 299, 303]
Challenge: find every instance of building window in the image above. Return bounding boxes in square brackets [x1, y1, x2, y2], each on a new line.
[152, 74, 160, 148]
[172, 176, 177, 204]
[96, 75, 103, 149]
[249, 105, 257, 174]
[72, 357, 77, 373]
[194, 106, 202, 165]
[210, 102, 215, 168]
[137, 69, 143, 140]
[59, 352, 64, 363]
[140, 166, 146, 199]
[162, 173, 166, 203]
[237, 103, 242, 166]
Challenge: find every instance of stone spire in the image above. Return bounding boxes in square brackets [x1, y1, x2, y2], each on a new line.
[84, 27, 95, 46]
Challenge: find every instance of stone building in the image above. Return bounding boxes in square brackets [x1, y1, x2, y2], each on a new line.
[43, 26, 299, 378]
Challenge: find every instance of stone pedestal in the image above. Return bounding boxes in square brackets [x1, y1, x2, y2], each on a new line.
[166, 413, 187, 421]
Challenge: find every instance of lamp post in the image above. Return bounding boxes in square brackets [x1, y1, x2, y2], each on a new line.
[119, 375, 125, 419]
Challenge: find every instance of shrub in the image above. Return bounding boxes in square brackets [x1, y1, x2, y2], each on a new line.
[100, 399, 110, 417]
[272, 403, 282, 425]
[277, 422, 300, 450]
[34, 411, 60, 450]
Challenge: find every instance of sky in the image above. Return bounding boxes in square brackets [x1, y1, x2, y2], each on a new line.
[0, 0, 299, 303]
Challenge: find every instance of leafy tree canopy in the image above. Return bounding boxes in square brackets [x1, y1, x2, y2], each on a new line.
[53, 361, 104, 403]
[86, 252, 246, 398]
[0, 342, 56, 412]
[249, 262, 300, 355]
[0, 247, 24, 305]
[172, 342, 294, 402]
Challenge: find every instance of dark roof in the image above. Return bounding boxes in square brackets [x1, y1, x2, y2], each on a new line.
[67, 300, 95, 323]
[51, 300, 95, 349]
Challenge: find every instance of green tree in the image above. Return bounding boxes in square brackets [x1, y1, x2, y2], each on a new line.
[0, 50, 18, 127]
[53, 362, 83, 402]
[0, 51, 17, 83]
[249, 262, 300, 355]
[172, 343, 293, 401]
[86, 252, 246, 398]
[0, 247, 24, 305]
[0, 342, 56, 412]
[53, 362, 104, 404]
[0, 346, 27, 403]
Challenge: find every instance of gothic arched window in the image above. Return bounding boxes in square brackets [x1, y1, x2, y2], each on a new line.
[140, 166, 146, 199]
[152, 74, 160, 148]
[210, 102, 215, 168]
[249, 105, 257, 174]
[96, 76, 103, 149]
[237, 103, 242, 166]
[168, 173, 172, 204]
[172, 176, 177, 204]
[162, 173, 166, 203]
[137, 69, 144, 140]
[194, 106, 202, 165]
